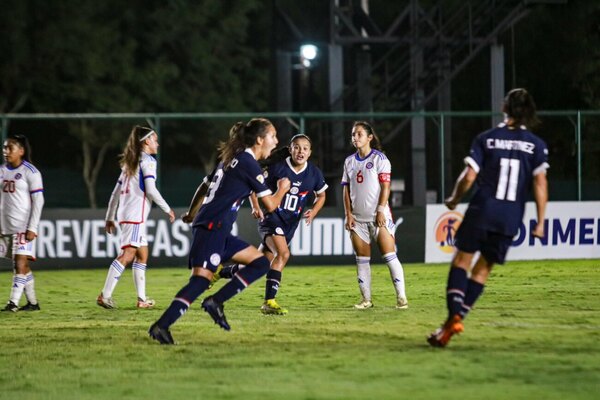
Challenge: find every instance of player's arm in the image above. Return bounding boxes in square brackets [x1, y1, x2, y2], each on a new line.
[342, 184, 355, 230]
[531, 171, 548, 238]
[259, 178, 290, 213]
[141, 160, 175, 223]
[445, 166, 478, 210]
[26, 174, 45, 242]
[105, 178, 121, 234]
[304, 190, 326, 225]
[181, 180, 209, 223]
[249, 192, 264, 220]
[375, 180, 391, 227]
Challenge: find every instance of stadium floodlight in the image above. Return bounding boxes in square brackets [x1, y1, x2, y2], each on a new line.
[300, 44, 318, 68]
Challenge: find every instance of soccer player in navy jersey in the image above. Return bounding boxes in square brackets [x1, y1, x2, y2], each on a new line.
[427, 88, 549, 347]
[149, 118, 290, 343]
[215, 134, 328, 315]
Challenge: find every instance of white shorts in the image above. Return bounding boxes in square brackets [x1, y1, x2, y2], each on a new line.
[351, 219, 395, 245]
[119, 223, 148, 249]
[0, 233, 37, 260]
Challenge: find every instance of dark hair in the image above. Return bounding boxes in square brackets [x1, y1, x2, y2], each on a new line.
[261, 133, 313, 167]
[503, 88, 540, 128]
[352, 121, 383, 151]
[119, 125, 154, 176]
[7, 134, 32, 162]
[218, 118, 274, 169]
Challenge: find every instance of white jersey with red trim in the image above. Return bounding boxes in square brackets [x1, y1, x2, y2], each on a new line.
[107, 152, 170, 224]
[341, 149, 391, 222]
[0, 161, 45, 235]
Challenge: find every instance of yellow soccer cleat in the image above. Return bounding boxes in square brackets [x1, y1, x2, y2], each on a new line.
[261, 299, 288, 315]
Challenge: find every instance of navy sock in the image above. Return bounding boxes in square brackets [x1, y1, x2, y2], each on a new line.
[220, 264, 240, 279]
[459, 279, 485, 319]
[213, 256, 270, 304]
[265, 269, 282, 300]
[446, 266, 468, 319]
[156, 276, 210, 328]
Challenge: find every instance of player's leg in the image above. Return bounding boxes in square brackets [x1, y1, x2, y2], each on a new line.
[261, 235, 289, 315]
[133, 245, 155, 308]
[4, 253, 30, 312]
[376, 226, 407, 309]
[4, 234, 39, 312]
[350, 224, 373, 309]
[98, 223, 139, 309]
[458, 255, 493, 320]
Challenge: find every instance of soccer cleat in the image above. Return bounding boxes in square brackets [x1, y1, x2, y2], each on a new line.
[96, 294, 116, 309]
[148, 322, 175, 345]
[208, 264, 223, 289]
[354, 299, 374, 309]
[261, 299, 288, 315]
[136, 298, 156, 309]
[201, 296, 231, 331]
[1, 301, 19, 312]
[19, 302, 40, 311]
[396, 297, 409, 310]
[427, 315, 464, 348]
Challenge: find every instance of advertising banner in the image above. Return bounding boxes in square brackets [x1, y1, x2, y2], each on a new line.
[0, 206, 426, 270]
[425, 201, 600, 263]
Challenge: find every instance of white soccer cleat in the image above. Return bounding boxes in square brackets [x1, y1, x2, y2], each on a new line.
[97, 294, 116, 309]
[137, 298, 156, 309]
[396, 297, 409, 310]
[354, 299, 373, 309]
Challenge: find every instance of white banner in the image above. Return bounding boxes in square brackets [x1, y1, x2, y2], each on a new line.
[425, 201, 600, 263]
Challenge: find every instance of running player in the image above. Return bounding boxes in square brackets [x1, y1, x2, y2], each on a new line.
[149, 118, 290, 344]
[427, 88, 549, 347]
[342, 121, 407, 310]
[97, 126, 175, 309]
[216, 134, 328, 315]
[1, 135, 44, 312]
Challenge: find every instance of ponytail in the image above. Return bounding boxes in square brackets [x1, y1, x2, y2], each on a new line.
[218, 118, 275, 169]
[119, 125, 153, 176]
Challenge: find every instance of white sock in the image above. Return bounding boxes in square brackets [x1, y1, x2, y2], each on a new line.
[356, 256, 372, 301]
[101, 260, 125, 298]
[9, 273, 27, 305]
[132, 262, 147, 301]
[383, 252, 406, 299]
[24, 272, 38, 305]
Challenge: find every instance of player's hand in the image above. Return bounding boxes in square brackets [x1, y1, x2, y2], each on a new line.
[168, 209, 176, 223]
[303, 209, 314, 225]
[252, 207, 264, 221]
[376, 211, 386, 227]
[277, 177, 291, 192]
[532, 222, 545, 238]
[345, 214, 356, 231]
[25, 230, 37, 242]
[181, 211, 194, 224]
[444, 196, 458, 210]
[105, 221, 116, 235]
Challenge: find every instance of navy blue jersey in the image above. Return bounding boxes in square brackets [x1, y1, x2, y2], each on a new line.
[464, 123, 549, 236]
[193, 149, 272, 232]
[260, 157, 328, 235]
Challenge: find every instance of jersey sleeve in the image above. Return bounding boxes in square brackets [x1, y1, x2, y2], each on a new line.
[464, 133, 485, 173]
[105, 172, 123, 221]
[140, 157, 171, 214]
[377, 157, 391, 183]
[27, 171, 45, 234]
[532, 138, 550, 176]
[314, 166, 328, 194]
[341, 159, 350, 186]
[240, 155, 272, 198]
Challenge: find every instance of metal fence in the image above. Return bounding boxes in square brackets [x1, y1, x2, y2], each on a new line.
[1, 111, 598, 208]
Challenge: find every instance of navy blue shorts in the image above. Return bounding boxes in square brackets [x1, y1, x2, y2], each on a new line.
[454, 218, 513, 265]
[258, 215, 298, 252]
[188, 226, 250, 271]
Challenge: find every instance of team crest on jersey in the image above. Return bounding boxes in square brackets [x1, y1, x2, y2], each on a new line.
[263, 171, 269, 179]
[210, 253, 221, 267]
[433, 211, 463, 253]
[275, 227, 284, 235]
[256, 174, 265, 184]
[14, 173, 22, 180]
[366, 162, 374, 169]
[290, 187, 299, 195]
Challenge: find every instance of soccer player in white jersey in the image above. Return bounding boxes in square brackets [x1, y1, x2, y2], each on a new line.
[1, 135, 45, 312]
[342, 121, 407, 310]
[97, 126, 175, 309]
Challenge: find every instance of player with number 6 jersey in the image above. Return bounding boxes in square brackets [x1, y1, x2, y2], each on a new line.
[427, 88, 549, 348]
[1, 134, 44, 312]
[342, 121, 407, 310]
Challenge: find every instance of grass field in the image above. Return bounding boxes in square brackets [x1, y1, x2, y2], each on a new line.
[0, 259, 599, 400]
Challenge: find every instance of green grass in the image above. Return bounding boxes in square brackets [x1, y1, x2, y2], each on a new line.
[1, 260, 599, 400]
